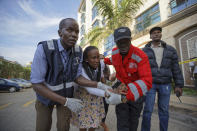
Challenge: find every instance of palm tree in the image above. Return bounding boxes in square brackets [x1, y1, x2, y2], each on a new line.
[85, 0, 143, 47]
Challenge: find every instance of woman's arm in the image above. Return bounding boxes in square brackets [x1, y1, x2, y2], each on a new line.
[83, 87, 106, 97]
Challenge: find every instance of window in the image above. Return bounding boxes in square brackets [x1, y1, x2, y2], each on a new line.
[170, 0, 197, 15]
[92, 6, 98, 20]
[188, 36, 197, 58]
[80, 25, 85, 36]
[104, 34, 115, 51]
[135, 4, 160, 32]
[81, 13, 85, 23]
[0, 80, 5, 84]
[82, 3, 86, 12]
[92, 20, 99, 28]
[102, 17, 106, 26]
[80, 37, 85, 46]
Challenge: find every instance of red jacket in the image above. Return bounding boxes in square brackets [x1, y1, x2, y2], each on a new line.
[104, 44, 152, 101]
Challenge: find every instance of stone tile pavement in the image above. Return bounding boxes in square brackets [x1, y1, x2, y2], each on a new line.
[69, 94, 197, 131]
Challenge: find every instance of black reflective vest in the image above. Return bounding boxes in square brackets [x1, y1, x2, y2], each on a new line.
[37, 39, 82, 106]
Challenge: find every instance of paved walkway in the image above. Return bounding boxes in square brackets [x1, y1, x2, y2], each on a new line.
[69, 94, 197, 131]
[169, 94, 197, 112]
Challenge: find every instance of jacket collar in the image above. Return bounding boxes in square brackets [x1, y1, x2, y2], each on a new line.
[145, 40, 167, 48]
[57, 39, 64, 52]
[57, 39, 72, 54]
[117, 44, 134, 61]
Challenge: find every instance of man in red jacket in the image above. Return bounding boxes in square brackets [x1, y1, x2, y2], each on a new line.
[104, 27, 152, 131]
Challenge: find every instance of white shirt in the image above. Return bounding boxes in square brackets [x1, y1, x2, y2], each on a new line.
[73, 60, 106, 97]
[189, 61, 197, 73]
[151, 42, 164, 68]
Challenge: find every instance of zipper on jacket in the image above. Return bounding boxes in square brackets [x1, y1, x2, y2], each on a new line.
[148, 47, 159, 69]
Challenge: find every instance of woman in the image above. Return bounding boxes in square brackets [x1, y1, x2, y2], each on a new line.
[71, 46, 109, 131]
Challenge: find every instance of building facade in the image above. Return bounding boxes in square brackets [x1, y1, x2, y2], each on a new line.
[78, 0, 105, 51]
[78, 0, 197, 87]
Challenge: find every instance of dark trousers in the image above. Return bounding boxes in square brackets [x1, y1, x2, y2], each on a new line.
[115, 97, 144, 131]
[35, 100, 71, 131]
[194, 74, 197, 90]
[102, 97, 109, 122]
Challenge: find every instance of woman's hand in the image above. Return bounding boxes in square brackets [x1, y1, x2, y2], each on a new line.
[107, 83, 128, 95]
[117, 83, 127, 95]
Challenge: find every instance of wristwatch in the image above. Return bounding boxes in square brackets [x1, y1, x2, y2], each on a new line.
[121, 94, 127, 103]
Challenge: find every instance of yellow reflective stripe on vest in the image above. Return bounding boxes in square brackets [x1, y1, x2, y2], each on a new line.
[112, 49, 119, 55]
[111, 49, 119, 63]
[74, 45, 80, 52]
[46, 40, 55, 50]
[128, 83, 140, 101]
[131, 54, 142, 63]
[109, 57, 112, 63]
[135, 80, 147, 95]
[45, 82, 73, 91]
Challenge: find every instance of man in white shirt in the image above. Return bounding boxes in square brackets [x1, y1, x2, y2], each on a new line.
[189, 57, 197, 89]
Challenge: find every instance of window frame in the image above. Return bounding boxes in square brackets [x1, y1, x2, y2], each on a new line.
[92, 5, 98, 21]
[135, 3, 161, 32]
[104, 34, 115, 51]
[170, 0, 197, 15]
[92, 19, 100, 28]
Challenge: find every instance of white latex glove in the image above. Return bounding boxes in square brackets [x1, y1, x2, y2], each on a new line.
[104, 90, 111, 98]
[97, 82, 112, 91]
[105, 92, 122, 105]
[64, 98, 84, 114]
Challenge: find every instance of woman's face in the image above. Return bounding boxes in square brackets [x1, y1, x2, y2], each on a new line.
[86, 49, 100, 69]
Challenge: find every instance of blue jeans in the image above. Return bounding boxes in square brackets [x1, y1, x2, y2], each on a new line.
[141, 83, 171, 131]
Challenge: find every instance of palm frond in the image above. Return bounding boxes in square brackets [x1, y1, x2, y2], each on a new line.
[83, 0, 144, 47]
[85, 27, 104, 41]
[91, 29, 113, 47]
[85, 25, 113, 47]
[115, 0, 143, 26]
[93, 0, 114, 20]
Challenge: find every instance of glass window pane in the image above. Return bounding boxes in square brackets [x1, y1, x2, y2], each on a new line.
[176, 0, 186, 6]
[92, 20, 99, 28]
[170, 0, 197, 15]
[0, 80, 5, 84]
[171, 2, 186, 14]
[143, 19, 151, 28]
[80, 25, 85, 36]
[188, 36, 197, 58]
[92, 6, 98, 20]
[152, 16, 161, 25]
[136, 23, 143, 32]
[81, 13, 85, 23]
[187, 0, 197, 7]
[104, 35, 115, 51]
[136, 16, 141, 23]
[151, 12, 159, 20]
[151, 4, 159, 12]
[170, 0, 177, 8]
[135, 3, 160, 32]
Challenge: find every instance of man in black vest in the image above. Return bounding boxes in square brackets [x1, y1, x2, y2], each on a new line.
[31, 18, 111, 131]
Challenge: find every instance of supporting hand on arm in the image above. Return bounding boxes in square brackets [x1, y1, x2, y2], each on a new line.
[105, 92, 127, 105]
[97, 82, 112, 91]
[64, 98, 84, 114]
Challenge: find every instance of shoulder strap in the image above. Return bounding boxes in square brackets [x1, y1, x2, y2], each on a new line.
[74, 45, 80, 52]
[46, 40, 55, 50]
